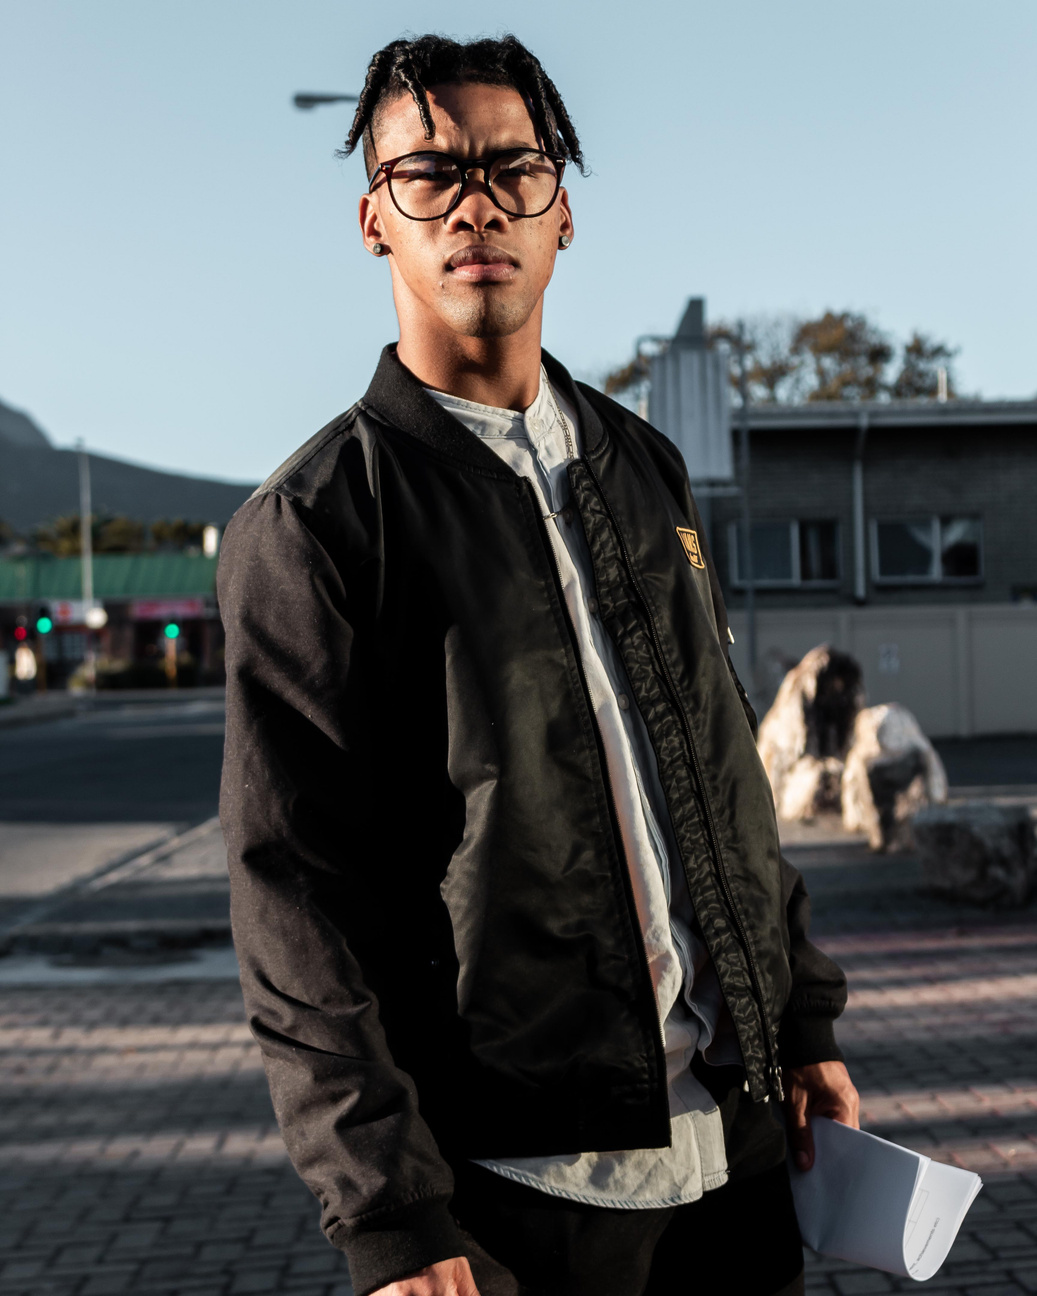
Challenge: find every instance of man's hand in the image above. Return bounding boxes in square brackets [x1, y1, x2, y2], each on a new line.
[783, 1060, 860, 1172]
[370, 1256, 480, 1296]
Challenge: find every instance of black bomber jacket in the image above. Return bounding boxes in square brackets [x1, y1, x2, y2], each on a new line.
[218, 346, 847, 1295]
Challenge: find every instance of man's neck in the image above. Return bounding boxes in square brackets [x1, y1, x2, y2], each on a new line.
[395, 311, 544, 413]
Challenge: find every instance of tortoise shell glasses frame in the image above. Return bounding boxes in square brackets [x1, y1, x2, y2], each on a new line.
[367, 148, 566, 221]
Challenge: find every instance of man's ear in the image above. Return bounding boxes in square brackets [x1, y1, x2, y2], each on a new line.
[557, 188, 575, 246]
[358, 193, 390, 257]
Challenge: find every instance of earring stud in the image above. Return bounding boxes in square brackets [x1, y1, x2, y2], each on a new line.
[559, 235, 572, 249]
[372, 242, 386, 256]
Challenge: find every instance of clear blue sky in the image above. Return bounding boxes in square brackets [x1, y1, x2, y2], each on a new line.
[3, 1, 1035, 483]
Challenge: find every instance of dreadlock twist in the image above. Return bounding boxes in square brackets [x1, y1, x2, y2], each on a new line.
[341, 34, 586, 178]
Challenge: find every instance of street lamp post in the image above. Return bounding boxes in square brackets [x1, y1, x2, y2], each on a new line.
[77, 440, 96, 690]
[293, 93, 358, 111]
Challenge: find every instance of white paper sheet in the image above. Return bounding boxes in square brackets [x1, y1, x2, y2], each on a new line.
[789, 1116, 983, 1281]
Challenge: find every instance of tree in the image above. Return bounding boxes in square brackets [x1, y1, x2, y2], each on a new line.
[96, 517, 146, 553]
[888, 332, 958, 400]
[34, 514, 148, 555]
[790, 311, 894, 402]
[32, 515, 208, 555]
[603, 353, 650, 398]
[151, 519, 206, 550]
[33, 515, 83, 557]
[604, 309, 960, 406]
[602, 315, 802, 404]
[708, 315, 803, 404]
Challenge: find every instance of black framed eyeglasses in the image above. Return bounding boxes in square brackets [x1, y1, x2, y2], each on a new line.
[368, 148, 565, 222]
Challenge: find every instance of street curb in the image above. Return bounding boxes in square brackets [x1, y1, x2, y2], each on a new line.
[3, 918, 232, 957]
[0, 817, 225, 957]
[0, 685, 227, 731]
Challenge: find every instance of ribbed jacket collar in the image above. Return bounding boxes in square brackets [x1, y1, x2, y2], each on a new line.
[361, 343, 607, 473]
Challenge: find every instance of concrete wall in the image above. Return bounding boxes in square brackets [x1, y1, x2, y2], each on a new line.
[727, 602, 1037, 738]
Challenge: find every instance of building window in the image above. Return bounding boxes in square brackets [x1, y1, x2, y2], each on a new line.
[730, 520, 840, 587]
[871, 516, 982, 584]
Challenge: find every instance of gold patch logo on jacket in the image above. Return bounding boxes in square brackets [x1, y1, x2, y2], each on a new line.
[676, 527, 705, 569]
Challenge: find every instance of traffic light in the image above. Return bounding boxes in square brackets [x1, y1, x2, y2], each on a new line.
[163, 622, 180, 640]
[13, 625, 27, 642]
[35, 606, 53, 635]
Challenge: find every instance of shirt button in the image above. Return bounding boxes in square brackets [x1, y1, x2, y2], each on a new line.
[587, 597, 599, 616]
[617, 693, 630, 711]
[561, 507, 574, 525]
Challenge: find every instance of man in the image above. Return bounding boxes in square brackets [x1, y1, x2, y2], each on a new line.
[219, 33, 858, 1296]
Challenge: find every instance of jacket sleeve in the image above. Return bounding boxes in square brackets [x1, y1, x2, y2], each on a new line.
[218, 490, 464, 1296]
[776, 855, 847, 1067]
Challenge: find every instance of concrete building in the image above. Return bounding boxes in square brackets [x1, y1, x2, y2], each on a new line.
[705, 399, 1037, 737]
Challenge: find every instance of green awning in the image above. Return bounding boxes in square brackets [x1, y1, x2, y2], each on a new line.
[0, 554, 218, 603]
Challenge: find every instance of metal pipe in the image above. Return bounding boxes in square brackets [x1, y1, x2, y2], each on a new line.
[852, 413, 869, 604]
[737, 326, 756, 677]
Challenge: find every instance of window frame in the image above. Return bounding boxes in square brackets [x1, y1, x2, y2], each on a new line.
[728, 519, 842, 589]
[870, 515, 984, 586]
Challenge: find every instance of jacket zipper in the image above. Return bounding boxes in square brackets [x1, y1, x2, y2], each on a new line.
[523, 479, 672, 1128]
[580, 463, 783, 1102]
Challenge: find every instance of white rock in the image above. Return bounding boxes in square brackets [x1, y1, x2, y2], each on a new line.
[841, 703, 948, 851]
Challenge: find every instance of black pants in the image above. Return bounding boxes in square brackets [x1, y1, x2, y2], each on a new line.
[450, 1160, 804, 1296]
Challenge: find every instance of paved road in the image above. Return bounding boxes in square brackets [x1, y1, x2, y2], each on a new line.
[0, 698, 225, 934]
[0, 697, 225, 824]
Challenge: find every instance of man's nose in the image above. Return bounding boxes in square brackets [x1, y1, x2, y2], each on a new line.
[446, 167, 506, 230]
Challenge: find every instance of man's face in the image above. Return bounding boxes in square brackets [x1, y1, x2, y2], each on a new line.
[358, 81, 574, 340]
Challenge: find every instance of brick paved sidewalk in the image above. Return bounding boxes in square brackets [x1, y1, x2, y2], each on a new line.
[805, 922, 1037, 1295]
[0, 979, 351, 1296]
[1, 874, 1035, 1293]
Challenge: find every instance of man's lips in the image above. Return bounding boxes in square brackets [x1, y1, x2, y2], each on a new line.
[446, 245, 518, 282]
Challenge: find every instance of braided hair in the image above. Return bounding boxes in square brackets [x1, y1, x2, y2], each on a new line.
[342, 34, 585, 178]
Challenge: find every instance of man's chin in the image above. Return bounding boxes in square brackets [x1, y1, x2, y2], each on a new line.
[440, 292, 535, 340]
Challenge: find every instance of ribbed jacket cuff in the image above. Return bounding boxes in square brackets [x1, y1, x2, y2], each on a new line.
[778, 1013, 845, 1069]
[334, 1200, 465, 1296]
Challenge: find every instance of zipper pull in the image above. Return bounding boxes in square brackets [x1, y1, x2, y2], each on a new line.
[771, 1064, 785, 1103]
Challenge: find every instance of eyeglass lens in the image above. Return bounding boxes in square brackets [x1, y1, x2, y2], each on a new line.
[388, 151, 559, 220]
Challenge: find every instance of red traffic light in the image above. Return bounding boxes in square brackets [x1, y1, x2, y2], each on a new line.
[14, 626, 28, 642]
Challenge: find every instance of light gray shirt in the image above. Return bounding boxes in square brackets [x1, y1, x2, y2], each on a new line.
[427, 373, 741, 1208]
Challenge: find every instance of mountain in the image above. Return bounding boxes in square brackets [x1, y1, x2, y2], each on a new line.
[0, 398, 256, 533]
[0, 399, 52, 450]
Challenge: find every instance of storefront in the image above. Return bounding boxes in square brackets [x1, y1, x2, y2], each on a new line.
[0, 553, 224, 690]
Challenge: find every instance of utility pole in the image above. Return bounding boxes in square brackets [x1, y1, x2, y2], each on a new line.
[736, 326, 757, 685]
[78, 441, 96, 689]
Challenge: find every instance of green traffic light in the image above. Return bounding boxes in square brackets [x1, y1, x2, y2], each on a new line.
[36, 616, 53, 634]
[163, 622, 180, 639]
